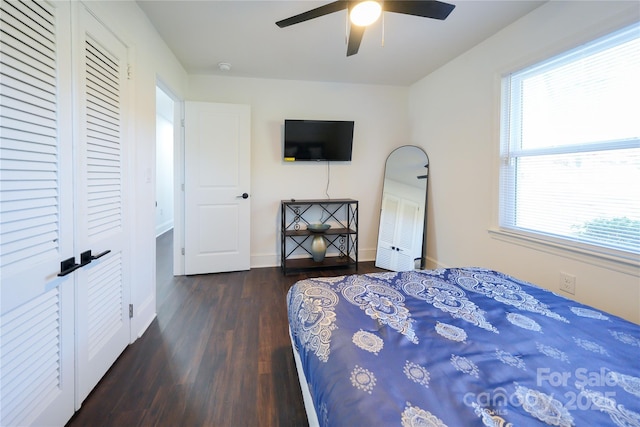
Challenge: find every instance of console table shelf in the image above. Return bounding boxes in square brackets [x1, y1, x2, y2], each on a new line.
[281, 199, 358, 275]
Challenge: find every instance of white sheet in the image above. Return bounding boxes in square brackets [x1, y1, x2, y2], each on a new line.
[290, 328, 319, 427]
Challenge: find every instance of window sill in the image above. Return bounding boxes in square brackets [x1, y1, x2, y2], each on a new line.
[488, 228, 640, 275]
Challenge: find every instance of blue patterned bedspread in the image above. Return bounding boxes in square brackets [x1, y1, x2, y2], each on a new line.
[286, 268, 640, 427]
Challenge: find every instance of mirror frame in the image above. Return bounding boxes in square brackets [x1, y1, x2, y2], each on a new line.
[375, 145, 429, 271]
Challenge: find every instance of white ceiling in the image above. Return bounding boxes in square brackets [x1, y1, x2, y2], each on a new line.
[137, 0, 546, 86]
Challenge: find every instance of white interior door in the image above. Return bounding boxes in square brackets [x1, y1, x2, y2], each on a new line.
[184, 102, 251, 275]
[0, 1, 75, 425]
[396, 198, 422, 267]
[375, 193, 421, 271]
[376, 194, 400, 269]
[73, 5, 131, 407]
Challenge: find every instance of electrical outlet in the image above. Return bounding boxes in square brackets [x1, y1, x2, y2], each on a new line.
[559, 272, 576, 295]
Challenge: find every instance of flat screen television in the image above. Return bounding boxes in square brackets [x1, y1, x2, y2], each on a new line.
[283, 119, 354, 162]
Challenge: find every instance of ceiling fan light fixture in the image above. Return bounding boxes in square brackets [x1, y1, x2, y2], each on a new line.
[350, 1, 382, 27]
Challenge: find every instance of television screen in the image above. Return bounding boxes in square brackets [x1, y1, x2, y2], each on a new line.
[284, 119, 354, 161]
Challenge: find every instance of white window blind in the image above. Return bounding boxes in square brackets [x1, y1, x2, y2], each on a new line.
[500, 22, 640, 259]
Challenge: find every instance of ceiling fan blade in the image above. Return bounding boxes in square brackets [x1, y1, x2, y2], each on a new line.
[346, 23, 366, 56]
[383, 0, 455, 20]
[276, 1, 347, 28]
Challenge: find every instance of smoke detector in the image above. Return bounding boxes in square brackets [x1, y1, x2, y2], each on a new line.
[217, 62, 232, 72]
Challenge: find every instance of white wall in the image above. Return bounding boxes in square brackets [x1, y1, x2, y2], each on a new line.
[187, 75, 410, 267]
[84, 1, 639, 327]
[409, 1, 640, 323]
[83, 1, 188, 338]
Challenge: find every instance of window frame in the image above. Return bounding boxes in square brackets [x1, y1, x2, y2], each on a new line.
[496, 22, 640, 268]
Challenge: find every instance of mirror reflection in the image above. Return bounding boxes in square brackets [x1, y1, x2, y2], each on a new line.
[375, 145, 428, 271]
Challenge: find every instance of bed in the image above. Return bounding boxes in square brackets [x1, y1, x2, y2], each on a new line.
[286, 267, 640, 427]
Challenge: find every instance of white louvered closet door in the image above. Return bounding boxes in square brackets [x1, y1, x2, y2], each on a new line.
[74, 5, 131, 407]
[0, 1, 75, 426]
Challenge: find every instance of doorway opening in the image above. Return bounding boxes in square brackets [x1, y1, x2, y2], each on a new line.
[155, 82, 183, 276]
[155, 85, 175, 238]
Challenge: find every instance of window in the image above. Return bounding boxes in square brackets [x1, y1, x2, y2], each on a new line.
[499, 23, 640, 260]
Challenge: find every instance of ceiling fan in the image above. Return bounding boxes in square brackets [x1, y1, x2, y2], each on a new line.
[276, 0, 456, 57]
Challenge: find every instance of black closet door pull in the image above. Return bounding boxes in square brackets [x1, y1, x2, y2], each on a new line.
[91, 250, 111, 260]
[80, 250, 93, 267]
[58, 257, 80, 277]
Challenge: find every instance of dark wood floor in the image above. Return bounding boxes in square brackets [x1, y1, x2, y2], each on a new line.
[66, 230, 384, 427]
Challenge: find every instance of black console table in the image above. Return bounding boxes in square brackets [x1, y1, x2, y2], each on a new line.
[281, 199, 358, 275]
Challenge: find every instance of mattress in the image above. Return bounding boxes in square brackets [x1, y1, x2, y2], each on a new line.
[287, 267, 640, 426]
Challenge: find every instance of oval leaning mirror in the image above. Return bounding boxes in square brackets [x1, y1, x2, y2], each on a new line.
[375, 145, 428, 271]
